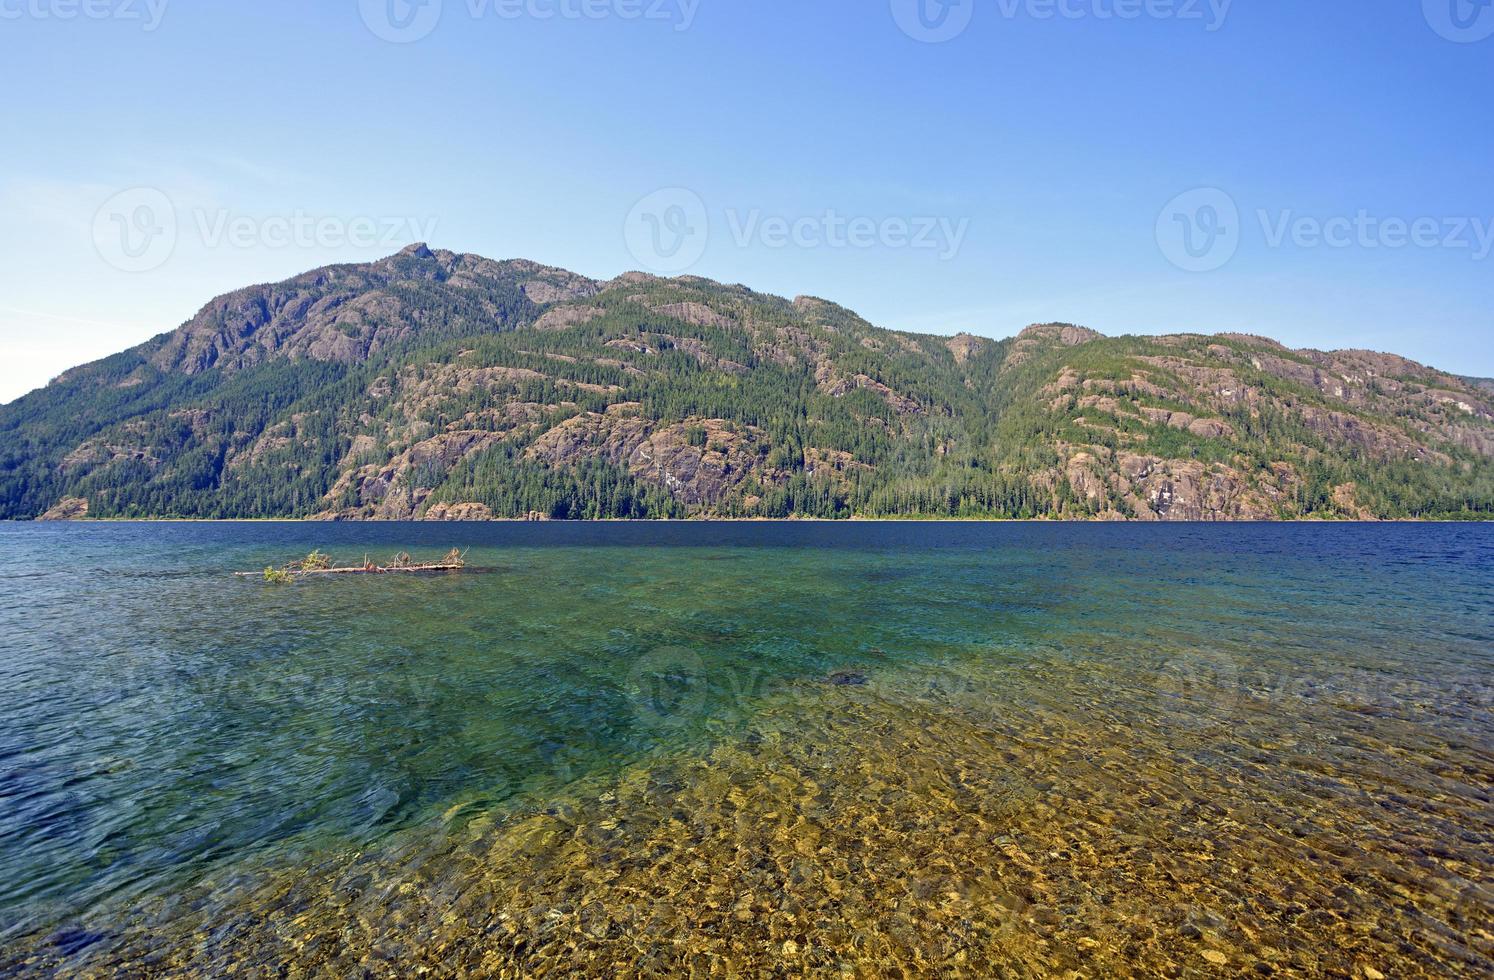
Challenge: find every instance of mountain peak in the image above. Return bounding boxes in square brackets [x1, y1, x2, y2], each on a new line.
[605, 271, 664, 290]
[1015, 322, 1103, 346]
[147, 246, 575, 376]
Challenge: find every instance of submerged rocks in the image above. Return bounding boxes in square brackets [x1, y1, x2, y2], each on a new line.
[6, 643, 1490, 978]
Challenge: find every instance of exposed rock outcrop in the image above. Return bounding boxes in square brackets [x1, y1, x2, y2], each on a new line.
[526, 414, 769, 506]
[38, 497, 88, 521]
[652, 302, 735, 329]
[946, 333, 991, 363]
[1004, 322, 1102, 370]
[423, 502, 495, 521]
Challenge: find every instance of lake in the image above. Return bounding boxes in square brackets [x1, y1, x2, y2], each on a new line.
[0, 522, 1490, 975]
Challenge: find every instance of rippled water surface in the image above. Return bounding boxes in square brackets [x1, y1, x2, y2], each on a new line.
[0, 522, 1490, 976]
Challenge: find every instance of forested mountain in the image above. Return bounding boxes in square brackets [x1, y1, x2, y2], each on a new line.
[4, 244, 1492, 521]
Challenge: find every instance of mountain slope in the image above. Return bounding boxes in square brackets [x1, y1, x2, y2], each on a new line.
[4, 246, 1492, 521]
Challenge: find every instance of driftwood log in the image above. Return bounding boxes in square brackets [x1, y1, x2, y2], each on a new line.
[234, 563, 466, 577]
[237, 549, 467, 578]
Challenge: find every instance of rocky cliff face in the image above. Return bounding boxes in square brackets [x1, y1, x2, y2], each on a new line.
[1024, 328, 1494, 520]
[37, 497, 88, 521]
[3, 247, 1491, 521]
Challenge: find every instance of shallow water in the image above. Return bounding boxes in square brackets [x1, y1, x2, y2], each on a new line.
[0, 522, 1489, 976]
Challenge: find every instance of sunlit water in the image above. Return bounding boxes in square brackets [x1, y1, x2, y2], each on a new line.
[0, 522, 1489, 976]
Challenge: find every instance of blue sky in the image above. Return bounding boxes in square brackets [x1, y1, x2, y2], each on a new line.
[1, 0, 1490, 403]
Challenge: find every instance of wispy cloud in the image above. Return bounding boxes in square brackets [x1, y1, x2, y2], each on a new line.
[0, 306, 157, 331]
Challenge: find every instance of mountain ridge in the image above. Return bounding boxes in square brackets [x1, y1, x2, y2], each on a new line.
[6, 246, 1492, 521]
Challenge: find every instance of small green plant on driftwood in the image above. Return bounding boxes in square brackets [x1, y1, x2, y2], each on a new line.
[241, 548, 468, 579]
[262, 550, 333, 582]
[286, 550, 333, 572]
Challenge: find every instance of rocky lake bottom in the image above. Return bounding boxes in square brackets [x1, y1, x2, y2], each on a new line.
[0, 522, 1489, 977]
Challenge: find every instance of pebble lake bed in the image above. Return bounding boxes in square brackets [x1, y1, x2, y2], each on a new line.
[0, 521, 1489, 976]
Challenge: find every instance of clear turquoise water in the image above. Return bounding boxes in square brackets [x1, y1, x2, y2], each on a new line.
[0, 522, 1489, 975]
